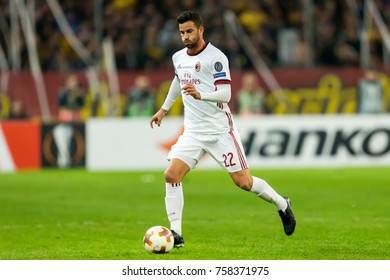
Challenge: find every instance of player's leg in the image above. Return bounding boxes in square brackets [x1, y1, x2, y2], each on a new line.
[164, 134, 204, 247]
[164, 158, 190, 247]
[208, 130, 296, 235]
[229, 169, 286, 208]
[229, 168, 296, 236]
[164, 157, 191, 183]
[205, 131, 288, 208]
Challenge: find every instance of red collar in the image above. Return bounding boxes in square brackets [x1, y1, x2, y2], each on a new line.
[187, 41, 209, 56]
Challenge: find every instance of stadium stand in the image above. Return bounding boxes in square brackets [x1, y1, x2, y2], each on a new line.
[1, 0, 389, 71]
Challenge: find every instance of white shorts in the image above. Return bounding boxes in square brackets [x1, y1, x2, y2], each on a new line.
[167, 131, 249, 173]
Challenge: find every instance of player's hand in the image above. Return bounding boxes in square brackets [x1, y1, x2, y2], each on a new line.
[150, 108, 167, 128]
[182, 83, 201, 100]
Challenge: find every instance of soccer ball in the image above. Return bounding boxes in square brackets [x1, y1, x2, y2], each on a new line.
[143, 226, 174, 254]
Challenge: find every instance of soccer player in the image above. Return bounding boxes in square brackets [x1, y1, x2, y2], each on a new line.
[150, 11, 296, 247]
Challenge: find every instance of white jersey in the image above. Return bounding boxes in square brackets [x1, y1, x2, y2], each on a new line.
[172, 42, 233, 134]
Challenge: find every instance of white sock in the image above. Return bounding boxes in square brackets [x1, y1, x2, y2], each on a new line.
[165, 182, 184, 235]
[249, 176, 287, 211]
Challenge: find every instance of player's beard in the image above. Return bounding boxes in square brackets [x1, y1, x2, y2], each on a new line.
[183, 34, 200, 50]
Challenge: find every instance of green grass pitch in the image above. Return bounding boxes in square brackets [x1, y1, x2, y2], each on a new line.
[0, 167, 389, 260]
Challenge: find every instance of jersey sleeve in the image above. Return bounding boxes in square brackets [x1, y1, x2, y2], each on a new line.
[161, 76, 181, 111]
[200, 83, 231, 103]
[199, 51, 232, 103]
[211, 53, 231, 86]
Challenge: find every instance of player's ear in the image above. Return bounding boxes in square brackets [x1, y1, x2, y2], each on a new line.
[199, 25, 204, 36]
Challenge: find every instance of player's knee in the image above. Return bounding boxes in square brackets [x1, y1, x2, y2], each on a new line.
[164, 169, 181, 183]
[234, 178, 252, 191]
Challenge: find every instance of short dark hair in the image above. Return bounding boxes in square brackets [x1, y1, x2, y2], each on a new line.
[177, 11, 203, 27]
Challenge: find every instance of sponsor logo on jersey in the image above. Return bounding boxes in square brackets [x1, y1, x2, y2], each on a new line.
[181, 72, 201, 85]
[181, 79, 201, 85]
[214, 61, 223, 72]
[195, 62, 201, 72]
[213, 72, 226, 78]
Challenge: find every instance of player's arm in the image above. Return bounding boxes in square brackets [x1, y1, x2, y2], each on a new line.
[162, 77, 181, 111]
[196, 53, 232, 103]
[150, 77, 181, 128]
[199, 83, 231, 103]
[182, 82, 231, 103]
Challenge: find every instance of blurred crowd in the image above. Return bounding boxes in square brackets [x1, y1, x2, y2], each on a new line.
[1, 0, 390, 71]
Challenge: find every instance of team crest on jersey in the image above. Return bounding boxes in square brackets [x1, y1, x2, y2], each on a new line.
[214, 61, 223, 72]
[195, 62, 201, 72]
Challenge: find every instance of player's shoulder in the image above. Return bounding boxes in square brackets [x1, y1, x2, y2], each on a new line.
[206, 42, 221, 52]
[205, 43, 227, 60]
[172, 48, 187, 61]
